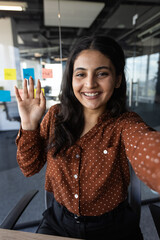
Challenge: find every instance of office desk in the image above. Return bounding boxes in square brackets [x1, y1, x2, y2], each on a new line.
[0, 229, 82, 240]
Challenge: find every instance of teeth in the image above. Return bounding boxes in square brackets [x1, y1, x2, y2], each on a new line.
[84, 92, 99, 96]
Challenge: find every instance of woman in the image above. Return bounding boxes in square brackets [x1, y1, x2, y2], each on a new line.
[15, 35, 160, 240]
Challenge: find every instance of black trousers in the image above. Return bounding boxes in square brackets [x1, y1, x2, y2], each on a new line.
[36, 196, 143, 240]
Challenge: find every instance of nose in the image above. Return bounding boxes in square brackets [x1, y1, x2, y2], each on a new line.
[85, 74, 97, 88]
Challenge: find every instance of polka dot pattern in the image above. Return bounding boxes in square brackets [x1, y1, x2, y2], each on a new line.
[16, 104, 160, 216]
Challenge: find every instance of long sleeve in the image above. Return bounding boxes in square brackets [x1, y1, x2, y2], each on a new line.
[16, 104, 58, 177]
[121, 112, 160, 192]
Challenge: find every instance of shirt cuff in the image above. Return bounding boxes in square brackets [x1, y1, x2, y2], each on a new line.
[16, 125, 40, 145]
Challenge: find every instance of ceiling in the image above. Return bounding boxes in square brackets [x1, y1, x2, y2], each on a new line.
[0, 0, 160, 62]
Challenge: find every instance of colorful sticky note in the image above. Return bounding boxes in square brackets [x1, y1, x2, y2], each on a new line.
[0, 90, 11, 102]
[34, 88, 45, 98]
[23, 68, 35, 80]
[4, 69, 17, 80]
[42, 68, 53, 79]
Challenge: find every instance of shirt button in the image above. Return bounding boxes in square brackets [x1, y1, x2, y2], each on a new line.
[103, 150, 108, 154]
[74, 194, 78, 199]
[76, 154, 80, 158]
[74, 174, 78, 179]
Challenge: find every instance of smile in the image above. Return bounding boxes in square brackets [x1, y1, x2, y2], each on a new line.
[83, 92, 99, 97]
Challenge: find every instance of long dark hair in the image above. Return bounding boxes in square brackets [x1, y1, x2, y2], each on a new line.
[51, 35, 127, 156]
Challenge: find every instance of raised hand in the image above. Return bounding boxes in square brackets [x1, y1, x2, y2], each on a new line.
[15, 77, 46, 130]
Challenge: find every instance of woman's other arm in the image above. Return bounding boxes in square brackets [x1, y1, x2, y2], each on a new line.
[121, 112, 160, 192]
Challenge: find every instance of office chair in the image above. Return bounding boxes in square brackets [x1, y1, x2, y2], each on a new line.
[0, 189, 38, 230]
[3, 101, 21, 123]
[0, 163, 141, 230]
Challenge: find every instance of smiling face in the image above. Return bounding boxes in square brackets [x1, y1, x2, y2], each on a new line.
[72, 49, 121, 115]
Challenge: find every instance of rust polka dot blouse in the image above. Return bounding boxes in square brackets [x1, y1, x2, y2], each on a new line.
[16, 104, 160, 216]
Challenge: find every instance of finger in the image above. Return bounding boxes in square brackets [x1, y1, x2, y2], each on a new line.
[29, 76, 34, 99]
[40, 90, 46, 110]
[23, 78, 29, 99]
[35, 79, 41, 99]
[14, 86, 22, 103]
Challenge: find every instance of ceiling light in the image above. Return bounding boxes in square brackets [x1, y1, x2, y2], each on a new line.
[138, 22, 160, 38]
[140, 30, 160, 43]
[54, 57, 68, 62]
[117, 24, 125, 29]
[17, 35, 24, 44]
[34, 53, 43, 58]
[32, 35, 39, 42]
[0, 1, 27, 11]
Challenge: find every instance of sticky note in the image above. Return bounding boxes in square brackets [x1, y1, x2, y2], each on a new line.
[34, 88, 45, 98]
[0, 90, 11, 102]
[23, 68, 35, 80]
[4, 69, 17, 80]
[42, 68, 53, 79]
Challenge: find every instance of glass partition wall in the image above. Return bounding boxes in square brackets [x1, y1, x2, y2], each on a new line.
[124, 13, 160, 204]
[126, 29, 160, 128]
[0, 0, 160, 234]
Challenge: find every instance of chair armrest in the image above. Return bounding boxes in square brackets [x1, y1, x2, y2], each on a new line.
[0, 189, 38, 230]
[128, 163, 141, 223]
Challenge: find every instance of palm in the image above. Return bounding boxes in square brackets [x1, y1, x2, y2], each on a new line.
[15, 77, 46, 130]
[18, 98, 44, 123]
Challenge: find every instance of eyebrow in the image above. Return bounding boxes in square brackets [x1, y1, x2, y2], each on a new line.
[73, 66, 112, 72]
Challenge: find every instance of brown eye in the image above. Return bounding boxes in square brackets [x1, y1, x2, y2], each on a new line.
[97, 72, 109, 77]
[76, 73, 85, 77]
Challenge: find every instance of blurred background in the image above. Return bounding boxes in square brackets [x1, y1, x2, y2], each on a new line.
[0, 0, 160, 239]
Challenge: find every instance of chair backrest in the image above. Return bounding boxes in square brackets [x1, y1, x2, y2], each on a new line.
[128, 162, 141, 223]
[4, 102, 20, 122]
[0, 189, 38, 229]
